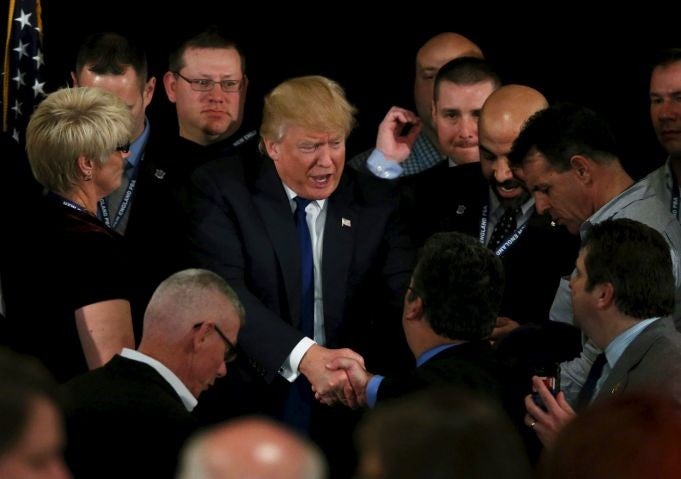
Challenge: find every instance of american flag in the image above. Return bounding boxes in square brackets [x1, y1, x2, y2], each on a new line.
[2, 0, 47, 144]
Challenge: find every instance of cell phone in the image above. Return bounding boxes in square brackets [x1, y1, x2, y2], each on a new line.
[532, 364, 560, 410]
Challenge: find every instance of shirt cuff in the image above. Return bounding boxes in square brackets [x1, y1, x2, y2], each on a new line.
[367, 149, 403, 179]
[366, 374, 385, 408]
[279, 337, 316, 382]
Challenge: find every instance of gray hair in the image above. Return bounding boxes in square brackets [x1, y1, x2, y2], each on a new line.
[143, 269, 245, 339]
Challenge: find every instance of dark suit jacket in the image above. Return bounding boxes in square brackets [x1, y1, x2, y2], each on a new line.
[61, 355, 197, 479]
[403, 162, 579, 325]
[123, 129, 259, 337]
[377, 340, 501, 404]
[187, 154, 414, 406]
[596, 317, 681, 404]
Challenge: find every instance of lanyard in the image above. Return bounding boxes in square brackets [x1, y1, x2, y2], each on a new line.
[98, 176, 137, 230]
[49, 192, 87, 213]
[479, 203, 529, 256]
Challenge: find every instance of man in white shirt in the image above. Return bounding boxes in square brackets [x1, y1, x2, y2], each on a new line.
[61, 268, 244, 479]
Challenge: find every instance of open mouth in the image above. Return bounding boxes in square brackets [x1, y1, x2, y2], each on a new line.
[309, 174, 332, 186]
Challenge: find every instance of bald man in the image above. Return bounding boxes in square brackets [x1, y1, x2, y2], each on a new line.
[407, 86, 579, 337]
[176, 418, 327, 479]
[62, 269, 244, 479]
[350, 32, 483, 176]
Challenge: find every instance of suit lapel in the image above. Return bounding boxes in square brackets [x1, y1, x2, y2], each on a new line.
[323, 176, 355, 341]
[253, 161, 302, 327]
[597, 319, 667, 400]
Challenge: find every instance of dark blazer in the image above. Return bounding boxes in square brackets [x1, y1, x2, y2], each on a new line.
[596, 317, 681, 404]
[403, 162, 579, 325]
[188, 154, 414, 479]
[377, 340, 501, 404]
[61, 355, 197, 479]
[189, 154, 414, 381]
[187, 154, 413, 424]
[123, 130, 259, 336]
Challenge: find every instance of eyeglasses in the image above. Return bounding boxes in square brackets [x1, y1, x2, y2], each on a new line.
[173, 71, 243, 93]
[193, 322, 238, 363]
[116, 142, 131, 153]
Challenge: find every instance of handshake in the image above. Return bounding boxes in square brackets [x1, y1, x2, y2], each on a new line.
[299, 344, 374, 409]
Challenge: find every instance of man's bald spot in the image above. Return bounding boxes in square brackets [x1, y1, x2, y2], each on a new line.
[416, 32, 483, 67]
[479, 85, 548, 136]
[200, 418, 325, 479]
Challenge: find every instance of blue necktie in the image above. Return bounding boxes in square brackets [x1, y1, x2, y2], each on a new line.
[282, 196, 314, 434]
[575, 352, 607, 410]
[294, 197, 315, 338]
[488, 206, 520, 252]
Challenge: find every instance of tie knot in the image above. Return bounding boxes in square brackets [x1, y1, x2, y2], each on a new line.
[294, 196, 311, 212]
[503, 206, 520, 219]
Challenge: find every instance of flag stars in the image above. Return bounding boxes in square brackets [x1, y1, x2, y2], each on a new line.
[32, 79, 46, 98]
[12, 71, 26, 88]
[12, 99, 23, 118]
[14, 9, 33, 30]
[13, 40, 29, 59]
[32, 49, 44, 69]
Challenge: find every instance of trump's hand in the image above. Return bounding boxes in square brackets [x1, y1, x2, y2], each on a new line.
[324, 356, 373, 407]
[299, 344, 364, 408]
[376, 106, 422, 164]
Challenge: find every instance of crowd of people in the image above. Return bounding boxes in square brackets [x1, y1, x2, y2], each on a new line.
[2, 27, 681, 478]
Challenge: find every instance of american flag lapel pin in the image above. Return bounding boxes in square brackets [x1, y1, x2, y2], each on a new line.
[341, 217, 352, 228]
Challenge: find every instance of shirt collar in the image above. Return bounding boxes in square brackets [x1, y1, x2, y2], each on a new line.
[120, 348, 197, 411]
[282, 183, 326, 211]
[487, 187, 535, 217]
[416, 343, 459, 367]
[126, 118, 150, 170]
[603, 317, 660, 368]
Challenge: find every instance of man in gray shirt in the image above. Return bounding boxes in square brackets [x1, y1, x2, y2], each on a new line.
[508, 103, 681, 405]
[642, 48, 681, 221]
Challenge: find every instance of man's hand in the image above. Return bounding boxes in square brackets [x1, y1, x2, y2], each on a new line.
[324, 357, 374, 408]
[376, 106, 422, 163]
[524, 375, 576, 448]
[489, 316, 520, 344]
[299, 344, 364, 408]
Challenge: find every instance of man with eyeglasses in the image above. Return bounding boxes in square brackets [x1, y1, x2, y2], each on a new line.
[163, 25, 254, 155]
[61, 269, 244, 479]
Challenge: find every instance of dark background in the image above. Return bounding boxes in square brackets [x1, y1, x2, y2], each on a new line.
[6, 3, 681, 179]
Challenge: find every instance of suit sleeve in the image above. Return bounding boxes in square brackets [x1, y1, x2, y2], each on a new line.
[187, 163, 304, 382]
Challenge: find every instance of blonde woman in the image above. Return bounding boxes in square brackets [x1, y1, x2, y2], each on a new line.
[4, 87, 136, 382]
